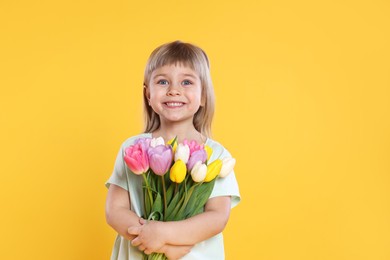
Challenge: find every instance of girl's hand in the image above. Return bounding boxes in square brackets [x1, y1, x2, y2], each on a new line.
[128, 220, 167, 254]
[157, 245, 192, 260]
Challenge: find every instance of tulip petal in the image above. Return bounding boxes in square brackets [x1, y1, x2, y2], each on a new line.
[170, 160, 187, 183]
[187, 149, 207, 171]
[219, 158, 236, 178]
[175, 143, 190, 163]
[191, 162, 207, 182]
[204, 159, 222, 182]
[124, 143, 149, 175]
[148, 145, 173, 175]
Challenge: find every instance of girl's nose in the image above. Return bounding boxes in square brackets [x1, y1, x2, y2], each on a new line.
[167, 84, 181, 96]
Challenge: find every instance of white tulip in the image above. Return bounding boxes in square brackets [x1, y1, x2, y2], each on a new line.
[174, 143, 190, 163]
[191, 161, 207, 182]
[219, 157, 236, 178]
[151, 137, 165, 147]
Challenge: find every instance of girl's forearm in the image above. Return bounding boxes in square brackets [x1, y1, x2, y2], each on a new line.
[105, 184, 141, 240]
[162, 196, 231, 246]
[156, 245, 192, 260]
[106, 207, 141, 240]
[163, 211, 227, 245]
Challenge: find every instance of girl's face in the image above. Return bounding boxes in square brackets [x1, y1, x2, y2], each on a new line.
[146, 64, 203, 126]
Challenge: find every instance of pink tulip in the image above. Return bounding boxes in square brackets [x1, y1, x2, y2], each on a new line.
[134, 137, 152, 152]
[124, 143, 149, 175]
[148, 145, 173, 176]
[183, 139, 204, 155]
[186, 149, 207, 171]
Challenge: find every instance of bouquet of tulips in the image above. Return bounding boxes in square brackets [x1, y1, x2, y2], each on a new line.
[123, 136, 236, 260]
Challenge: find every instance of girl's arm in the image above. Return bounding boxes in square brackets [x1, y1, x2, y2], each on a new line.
[155, 245, 192, 260]
[106, 184, 195, 259]
[105, 184, 141, 240]
[129, 196, 231, 253]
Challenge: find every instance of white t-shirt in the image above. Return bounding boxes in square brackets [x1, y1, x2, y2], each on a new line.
[106, 133, 241, 260]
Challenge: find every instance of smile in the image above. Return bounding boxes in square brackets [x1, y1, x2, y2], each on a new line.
[165, 102, 185, 107]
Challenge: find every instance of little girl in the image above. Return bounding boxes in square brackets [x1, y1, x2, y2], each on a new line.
[105, 41, 240, 260]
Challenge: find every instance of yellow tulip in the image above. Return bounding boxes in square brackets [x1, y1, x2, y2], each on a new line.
[170, 159, 187, 183]
[167, 137, 178, 154]
[204, 145, 213, 161]
[204, 159, 222, 182]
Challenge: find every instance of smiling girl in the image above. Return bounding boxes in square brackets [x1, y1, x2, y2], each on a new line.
[105, 41, 240, 260]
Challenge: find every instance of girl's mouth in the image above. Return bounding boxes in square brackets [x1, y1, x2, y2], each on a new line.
[164, 102, 185, 108]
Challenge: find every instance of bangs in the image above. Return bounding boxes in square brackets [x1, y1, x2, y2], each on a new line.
[144, 41, 209, 85]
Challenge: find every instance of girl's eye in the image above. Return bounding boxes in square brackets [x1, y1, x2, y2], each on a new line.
[157, 79, 169, 85]
[182, 80, 192, 86]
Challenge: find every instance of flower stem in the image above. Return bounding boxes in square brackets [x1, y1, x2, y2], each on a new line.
[142, 172, 154, 210]
[161, 175, 167, 219]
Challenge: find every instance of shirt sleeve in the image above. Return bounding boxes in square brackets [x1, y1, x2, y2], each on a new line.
[105, 144, 129, 191]
[208, 143, 241, 209]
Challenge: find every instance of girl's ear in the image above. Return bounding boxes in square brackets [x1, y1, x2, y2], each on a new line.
[144, 84, 150, 99]
[144, 84, 151, 106]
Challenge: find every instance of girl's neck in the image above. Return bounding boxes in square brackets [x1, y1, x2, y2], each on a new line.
[151, 121, 206, 144]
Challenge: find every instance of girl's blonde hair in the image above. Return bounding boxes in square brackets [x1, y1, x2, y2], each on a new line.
[143, 40, 215, 137]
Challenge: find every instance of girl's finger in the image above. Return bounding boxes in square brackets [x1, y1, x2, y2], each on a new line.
[128, 226, 140, 235]
[131, 237, 141, 247]
[144, 249, 152, 255]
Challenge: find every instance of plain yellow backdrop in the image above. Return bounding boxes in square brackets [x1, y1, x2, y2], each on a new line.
[1, 0, 389, 259]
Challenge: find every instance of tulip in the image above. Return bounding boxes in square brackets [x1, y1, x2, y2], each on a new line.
[204, 159, 223, 182]
[183, 139, 204, 155]
[124, 143, 149, 175]
[150, 137, 165, 147]
[134, 137, 151, 152]
[174, 143, 190, 163]
[167, 137, 178, 153]
[186, 149, 207, 171]
[190, 161, 207, 182]
[148, 145, 173, 176]
[170, 160, 187, 183]
[219, 157, 236, 178]
[204, 145, 213, 161]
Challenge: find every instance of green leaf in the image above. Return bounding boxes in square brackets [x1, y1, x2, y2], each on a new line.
[170, 136, 178, 147]
[190, 179, 217, 217]
[149, 172, 157, 191]
[184, 185, 201, 217]
[175, 185, 196, 219]
[148, 211, 163, 221]
[165, 192, 186, 221]
[152, 193, 163, 213]
[166, 183, 175, 204]
[146, 193, 163, 221]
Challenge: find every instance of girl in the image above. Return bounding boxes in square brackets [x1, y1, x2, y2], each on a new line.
[105, 41, 240, 260]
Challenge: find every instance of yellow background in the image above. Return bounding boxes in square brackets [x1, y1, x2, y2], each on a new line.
[1, 0, 389, 259]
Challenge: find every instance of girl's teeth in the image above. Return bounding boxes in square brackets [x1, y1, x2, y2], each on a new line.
[166, 102, 183, 107]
